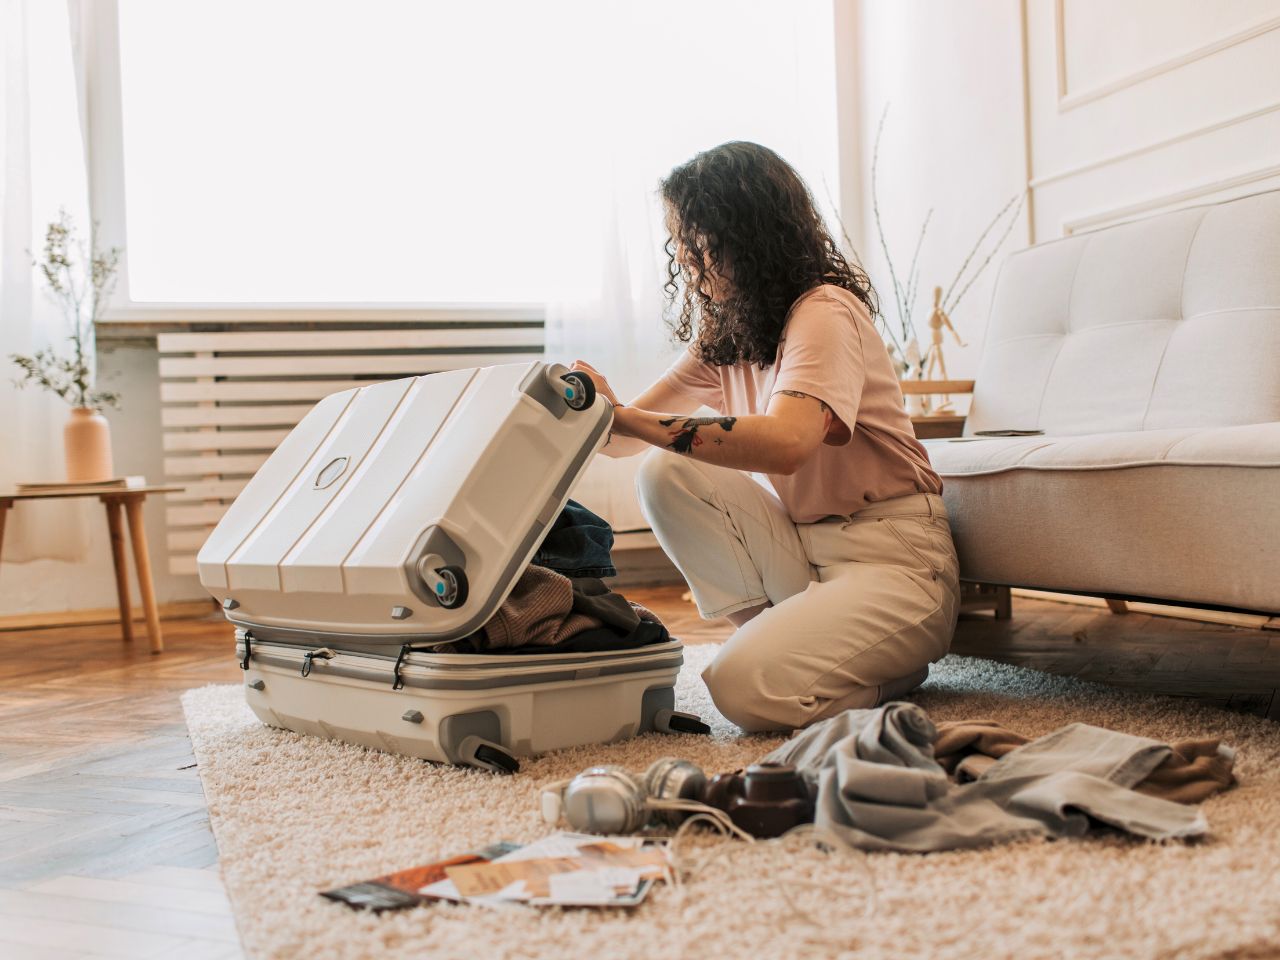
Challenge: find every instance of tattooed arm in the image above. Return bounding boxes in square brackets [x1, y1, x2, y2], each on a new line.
[568, 360, 703, 458]
[611, 390, 835, 475]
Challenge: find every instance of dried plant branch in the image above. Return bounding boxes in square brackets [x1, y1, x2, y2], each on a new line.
[820, 176, 869, 271]
[941, 191, 1022, 314]
[822, 177, 904, 357]
[903, 208, 933, 330]
[870, 105, 910, 339]
[832, 107, 1024, 378]
[944, 191, 1026, 315]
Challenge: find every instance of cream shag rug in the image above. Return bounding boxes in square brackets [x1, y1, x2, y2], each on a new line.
[183, 646, 1280, 960]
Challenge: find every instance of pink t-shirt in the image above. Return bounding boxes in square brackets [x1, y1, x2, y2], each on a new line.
[660, 284, 942, 523]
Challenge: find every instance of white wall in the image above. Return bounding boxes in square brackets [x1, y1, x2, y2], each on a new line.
[1025, 0, 1280, 238]
[842, 0, 1030, 386]
[842, 0, 1280, 380]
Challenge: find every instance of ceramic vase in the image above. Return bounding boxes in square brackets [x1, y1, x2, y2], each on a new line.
[65, 406, 114, 483]
[906, 391, 932, 417]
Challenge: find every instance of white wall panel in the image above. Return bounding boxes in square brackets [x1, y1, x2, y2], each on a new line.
[1026, 0, 1280, 238]
[843, 0, 1280, 394]
[1058, 0, 1280, 107]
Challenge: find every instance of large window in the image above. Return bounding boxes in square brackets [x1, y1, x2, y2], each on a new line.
[116, 0, 838, 303]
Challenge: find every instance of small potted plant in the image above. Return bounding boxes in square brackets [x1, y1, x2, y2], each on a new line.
[10, 211, 122, 483]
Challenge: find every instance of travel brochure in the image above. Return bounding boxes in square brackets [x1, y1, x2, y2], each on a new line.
[322, 833, 671, 911]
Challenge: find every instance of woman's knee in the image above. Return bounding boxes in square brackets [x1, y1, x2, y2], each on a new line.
[634, 449, 701, 520]
[701, 648, 789, 733]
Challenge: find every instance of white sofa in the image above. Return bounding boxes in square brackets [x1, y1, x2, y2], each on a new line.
[927, 188, 1280, 616]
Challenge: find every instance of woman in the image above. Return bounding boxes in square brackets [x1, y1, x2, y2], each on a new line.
[570, 141, 960, 733]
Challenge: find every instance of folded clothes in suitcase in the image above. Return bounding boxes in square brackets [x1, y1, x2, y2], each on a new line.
[198, 361, 706, 772]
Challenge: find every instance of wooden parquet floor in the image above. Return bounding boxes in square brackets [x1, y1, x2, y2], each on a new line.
[0, 587, 1276, 956]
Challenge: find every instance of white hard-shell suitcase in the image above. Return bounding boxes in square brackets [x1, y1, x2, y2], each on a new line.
[199, 361, 706, 773]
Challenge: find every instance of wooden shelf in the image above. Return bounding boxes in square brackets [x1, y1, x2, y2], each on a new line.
[899, 379, 975, 395]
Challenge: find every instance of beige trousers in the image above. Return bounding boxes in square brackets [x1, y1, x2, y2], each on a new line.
[636, 451, 961, 732]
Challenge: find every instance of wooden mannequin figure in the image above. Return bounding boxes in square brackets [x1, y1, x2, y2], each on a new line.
[924, 286, 967, 412]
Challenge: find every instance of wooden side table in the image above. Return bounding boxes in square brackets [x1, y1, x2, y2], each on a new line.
[901, 378, 974, 441]
[0, 485, 183, 653]
[910, 413, 967, 440]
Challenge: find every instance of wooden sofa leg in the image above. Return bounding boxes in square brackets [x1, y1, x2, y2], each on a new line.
[1106, 599, 1129, 615]
[994, 585, 1013, 620]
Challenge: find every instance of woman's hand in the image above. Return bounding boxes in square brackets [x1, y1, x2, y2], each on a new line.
[569, 360, 621, 407]
[583, 369, 702, 459]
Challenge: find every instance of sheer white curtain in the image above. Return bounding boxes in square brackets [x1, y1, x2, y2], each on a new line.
[0, 0, 93, 562]
[544, 0, 841, 530]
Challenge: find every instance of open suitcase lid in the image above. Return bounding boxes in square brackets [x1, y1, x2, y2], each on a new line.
[197, 362, 612, 646]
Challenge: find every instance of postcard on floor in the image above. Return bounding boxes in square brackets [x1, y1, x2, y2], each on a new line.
[321, 841, 522, 911]
[419, 832, 672, 907]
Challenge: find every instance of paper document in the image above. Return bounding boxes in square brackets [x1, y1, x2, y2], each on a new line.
[420, 832, 671, 908]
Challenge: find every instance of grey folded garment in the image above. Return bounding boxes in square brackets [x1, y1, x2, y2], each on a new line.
[761, 703, 1217, 853]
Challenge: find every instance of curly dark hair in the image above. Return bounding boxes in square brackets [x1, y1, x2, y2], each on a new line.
[660, 141, 877, 368]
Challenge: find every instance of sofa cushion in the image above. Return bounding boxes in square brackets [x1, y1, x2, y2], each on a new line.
[925, 426, 1280, 613]
[927, 422, 1280, 476]
[967, 189, 1280, 437]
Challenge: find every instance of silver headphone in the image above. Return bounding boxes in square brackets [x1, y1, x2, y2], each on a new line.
[542, 758, 708, 834]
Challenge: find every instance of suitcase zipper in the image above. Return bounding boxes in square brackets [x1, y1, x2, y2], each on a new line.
[254, 642, 684, 688]
[300, 647, 336, 677]
[392, 644, 412, 690]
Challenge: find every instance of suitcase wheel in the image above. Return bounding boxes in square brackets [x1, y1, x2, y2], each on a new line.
[473, 743, 520, 775]
[560, 371, 596, 411]
[654, 709, 712, 736]
[457, 735, 520, 775]
[427, 564, 468, 609]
